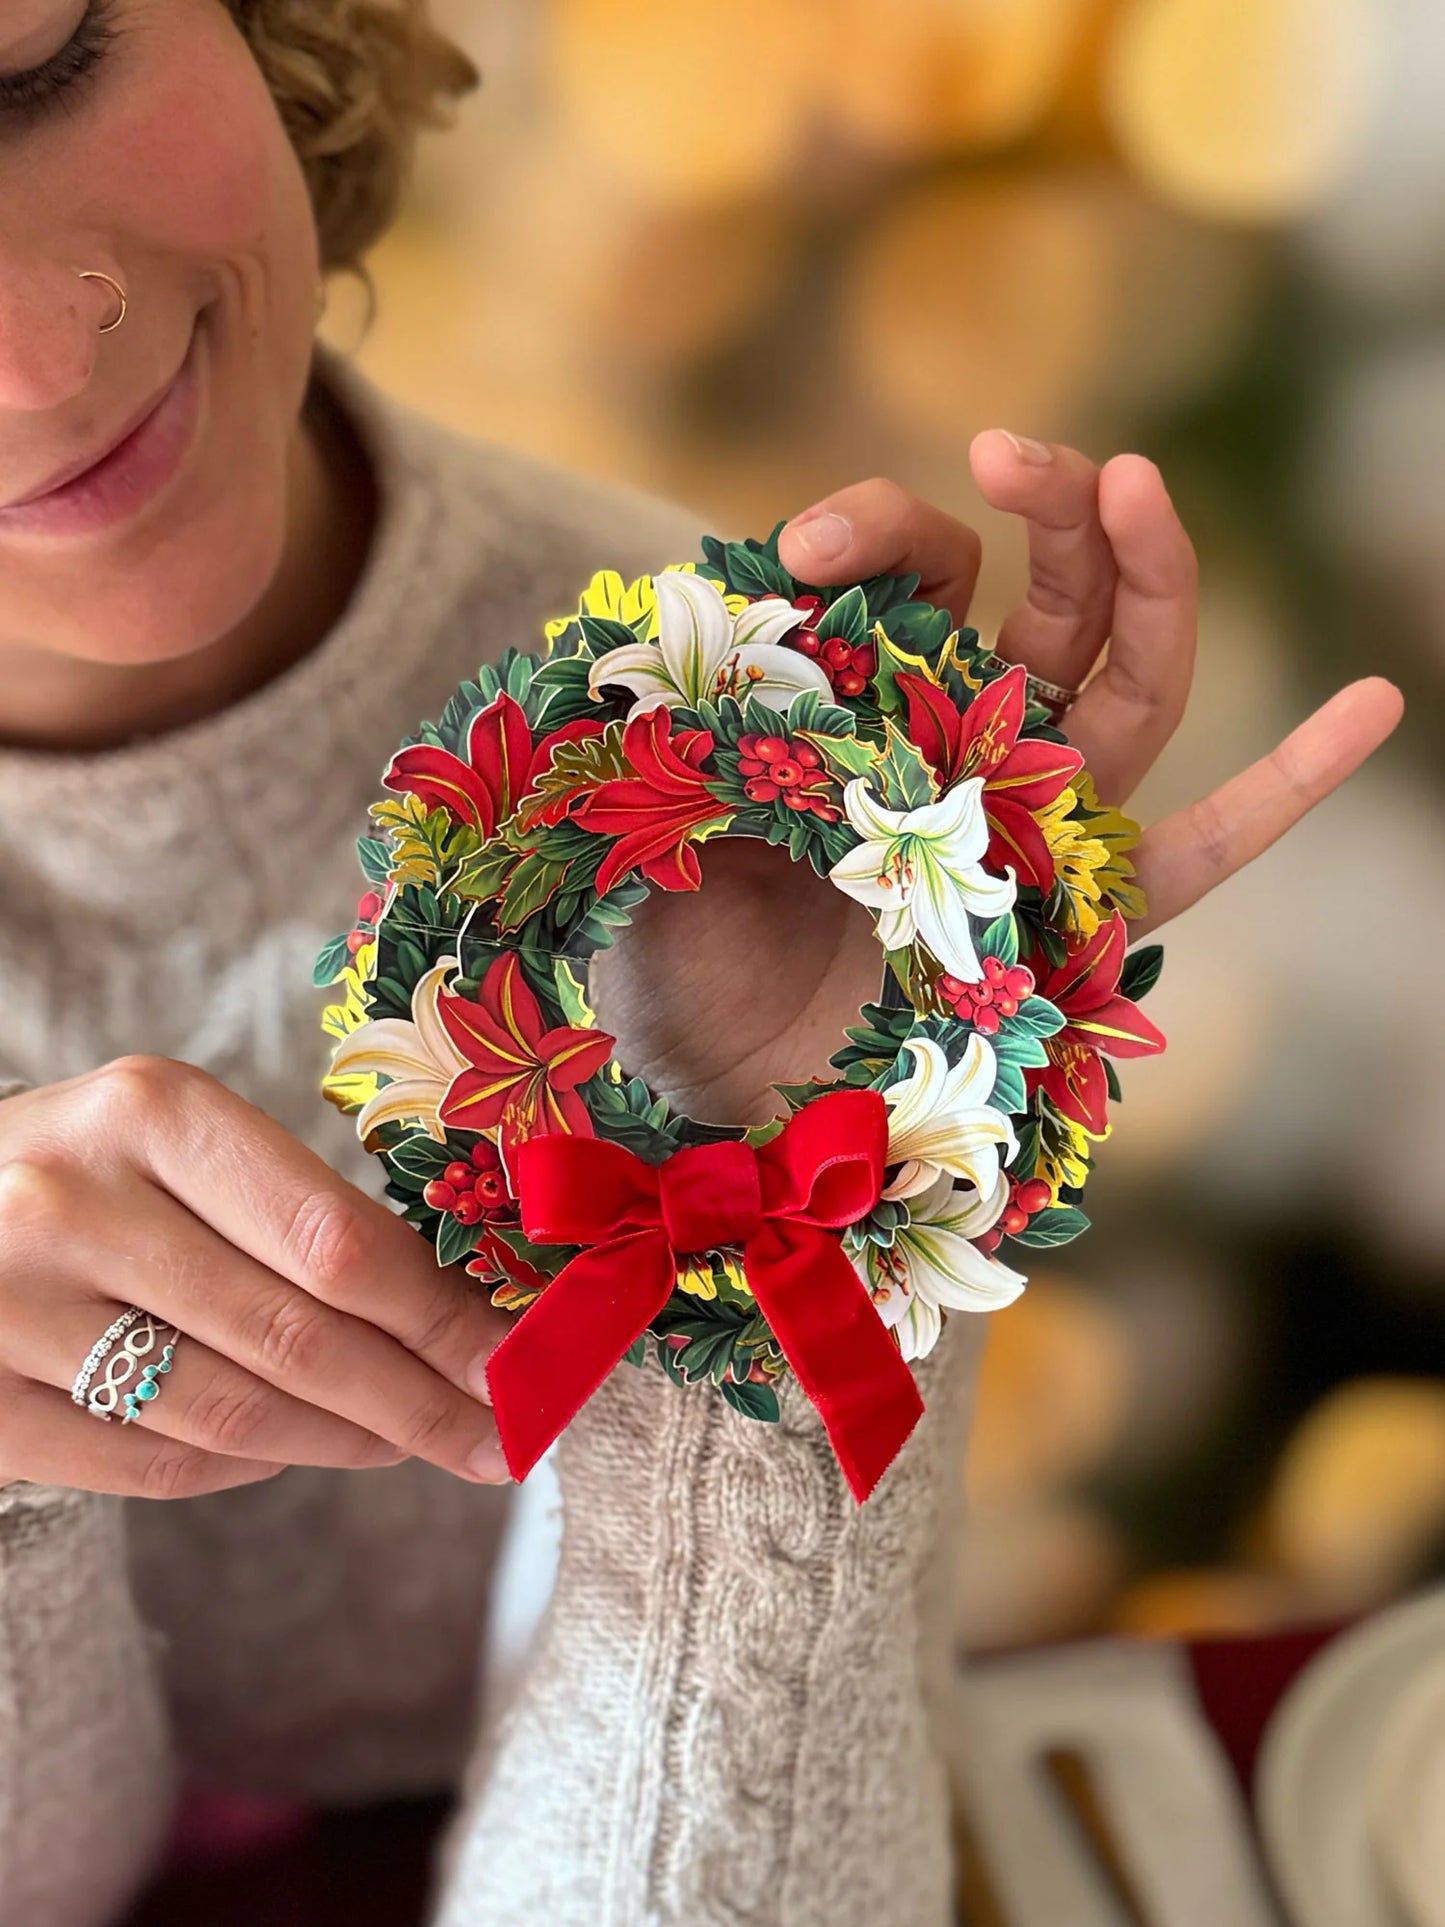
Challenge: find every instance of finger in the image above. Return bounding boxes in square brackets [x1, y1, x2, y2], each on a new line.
[777, 478, 983, 625]
[1056, 455, 1198, 804]
[94, 1176, 510, 1484]
[967, 430, 1117, 688]
[1128, 678, 1404, 935]
[0, 1373, 287, 1501]
[71, 1059, 508, 1406]
[9, 1278, 407, 1471]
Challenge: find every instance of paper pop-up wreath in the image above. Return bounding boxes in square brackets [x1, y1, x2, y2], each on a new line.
[316, 528, 1166, 1501]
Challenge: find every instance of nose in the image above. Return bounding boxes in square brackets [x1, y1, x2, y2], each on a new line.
[0, 251, 105, 412]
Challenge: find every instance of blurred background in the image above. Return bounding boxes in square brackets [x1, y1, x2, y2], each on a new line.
[324, 0, 1445, 1649]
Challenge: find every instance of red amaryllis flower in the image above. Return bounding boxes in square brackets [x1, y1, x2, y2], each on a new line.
[1025, 911, 1165, 1134]
[572, 707, 730, 894]
[384, 692, 600, 837]
[899, 663, 1082, 893]
[436, 953, 615, 1162]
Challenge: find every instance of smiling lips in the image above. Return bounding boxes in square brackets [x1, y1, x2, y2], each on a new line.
[0, 320, 204, 539]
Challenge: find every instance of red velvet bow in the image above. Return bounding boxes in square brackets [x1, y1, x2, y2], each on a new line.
[483, 1089, 924, 1502]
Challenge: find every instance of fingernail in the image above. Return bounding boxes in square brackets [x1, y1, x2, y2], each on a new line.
[466, 1349, 495, 1405]
[786, 507, 852, 560]
[467, 1437, 510, 1483]
[1000, 431, 1053, 465]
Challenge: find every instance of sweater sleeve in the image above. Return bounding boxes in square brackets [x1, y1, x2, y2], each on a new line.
[0, 1484, 178, 1927]
[123, 1458, 512, 1808]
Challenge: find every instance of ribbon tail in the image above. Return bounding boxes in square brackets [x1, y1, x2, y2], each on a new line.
[744, 1221, 924, 1503]
[484, 1228, 675, 1482]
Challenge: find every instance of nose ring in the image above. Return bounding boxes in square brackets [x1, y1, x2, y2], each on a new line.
[77, 270, 128, 334]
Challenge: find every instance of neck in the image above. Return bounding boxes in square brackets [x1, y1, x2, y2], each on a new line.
[0, 361, 377, 755]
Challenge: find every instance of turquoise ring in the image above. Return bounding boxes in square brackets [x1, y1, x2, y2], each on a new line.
[71, 1308, 184, 1425]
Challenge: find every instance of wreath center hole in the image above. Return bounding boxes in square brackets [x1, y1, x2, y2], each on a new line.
[588, 837, 879, 1131]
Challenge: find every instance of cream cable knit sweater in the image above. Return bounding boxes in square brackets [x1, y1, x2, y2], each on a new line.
[0, 347, 712, 1926]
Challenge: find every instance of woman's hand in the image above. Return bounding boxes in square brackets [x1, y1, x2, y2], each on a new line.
[595, 440, 1402, 1127]
[776, 437, 1405, 938]
[0, 1058, 511, 1498]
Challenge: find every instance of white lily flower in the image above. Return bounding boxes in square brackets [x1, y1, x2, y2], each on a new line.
[828, 774, 1017, 982]
[585, 568, 830, 717]
[881, 1034, 1018, 1201]
[858, 1168, 1027, 1362]
[326, 957, 469, 1142]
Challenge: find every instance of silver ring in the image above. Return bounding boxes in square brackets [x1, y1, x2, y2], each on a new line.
[72, 1307, 182, 1425]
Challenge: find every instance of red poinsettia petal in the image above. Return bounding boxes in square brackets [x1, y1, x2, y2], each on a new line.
[438, 1065, 517, 1131]
[535, 1023, 617, 1091]
[540, 1083, 598, 1137]
[1069, 996, 1167, 1059]
[986, 736, 1084, 811]
[986, 797, 1056, 894]
[483, 952, 547, 1051]
[1041, 1046, 1110, 1134]
[898, 671, 966, 785]
[383, 745, 495, 835]
[958, 663, 1027, 776]
[466, 692, 534, 826]
[1048, 913, 1128, 1014]
[435, 988, 534, 1074]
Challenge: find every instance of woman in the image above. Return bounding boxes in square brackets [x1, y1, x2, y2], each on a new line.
[0, 3, 1401, 1923]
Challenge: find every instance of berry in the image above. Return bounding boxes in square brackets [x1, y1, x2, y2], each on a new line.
[983, 956, 1007, 985]
[835, 670, 867, 697]
[968, 981, 994, 1006]
[993, 992, 1019, 1018]
[476, 1172, 508, 1209]
[794, 743, 822, 769]
[822, 637, 853, 670]
[973, 1005, 1001, 1035]
[423, 1180, 457, 1211]
[1016, 1179, 1052, 1214]
[794, 630, 820, 658]
[444, 1161, 474, 1189]
[1002, 1206, 1029, 1235]
[451, 1194, 483, 1226]
[345, 928, 367, 955]
[754, 736, 790, 762]
[977, 1227, 1003, 1254]
[854, 644, 877, 676]
[936, 973, 967, 1003]
[356, 891, 384, 924]
[1004, 965, 1035, 1000]
[745, 777, 780, 803]
[769, 759, 803, 786]
[471, 1140, 502, 1172]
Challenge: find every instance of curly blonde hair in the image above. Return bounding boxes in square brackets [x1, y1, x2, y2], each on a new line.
[227, 0, 479, 275]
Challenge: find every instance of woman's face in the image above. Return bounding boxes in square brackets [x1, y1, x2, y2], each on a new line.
[0, 0, 321, 666]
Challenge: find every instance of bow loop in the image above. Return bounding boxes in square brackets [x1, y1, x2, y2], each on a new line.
[515, 1133, 660, 1244]
[755, 1087, 889, 1228]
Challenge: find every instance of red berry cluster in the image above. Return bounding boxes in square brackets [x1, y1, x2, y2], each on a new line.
[345, 890, 384, 956]
[789, 594, 877, 698]
[978, 1176, 1053, 1252]
[423, 1140, 512, 1226]
[936, 955, 1035, 1034]
[736, 733, 842, 822]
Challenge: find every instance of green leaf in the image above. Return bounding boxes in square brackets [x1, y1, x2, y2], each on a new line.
[719, 1376, 781, 1423]
[498, 849, 568, 930]
[387, 1134, 453, 1180]
[806, 730, 877, 781]
[990, 1058, 1027, 1114]
[356, 837, 392, 889]
[622, 1334, 648, 1369]
[1008, 1205, 1090, 1248]
[715, 542, 795, 600]
[1119, 943, 1164, 1002]
[450, 841, 515, 903]
[978, 914, 1019, 968]
[579, 614, 643, 658]
[1004, 994, 1066, 1039]
[813, 584, 867, 649]
[1103, 1057, 1123, 1104]
[312, 932, 351, 988]
[435, 1213, 482, 1268]
[872, 722, 935, 811]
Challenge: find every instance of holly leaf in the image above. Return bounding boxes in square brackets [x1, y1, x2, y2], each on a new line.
[872, 722, 935, 811]
[449, 841, 515, 904]
[497, 849, 569, 930]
